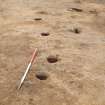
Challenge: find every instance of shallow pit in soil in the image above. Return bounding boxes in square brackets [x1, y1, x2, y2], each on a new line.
[47, 55, 59, 63]
[73, 28, 81, 34]
[36, 71, 48, 80]
[41, 32, 50, 36]
[34, 18, 42, 21]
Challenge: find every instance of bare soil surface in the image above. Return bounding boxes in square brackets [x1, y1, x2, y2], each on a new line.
[0, 0, 105, 105]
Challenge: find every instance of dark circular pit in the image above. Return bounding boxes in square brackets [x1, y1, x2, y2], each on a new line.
[72, 28, 81, 34]
[36, 71, 48, 80]
[34, 18, 42, 21]
[41, 32, 50, 36]
[47, 55, 58, 63]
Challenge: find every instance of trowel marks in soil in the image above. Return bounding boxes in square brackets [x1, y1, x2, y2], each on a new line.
[93, 0, 105, 4]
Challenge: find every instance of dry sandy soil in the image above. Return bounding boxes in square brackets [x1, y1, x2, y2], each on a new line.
[0, 0, 105, 105]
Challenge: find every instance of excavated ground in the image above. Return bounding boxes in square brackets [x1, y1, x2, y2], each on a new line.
[0, 0, 105, 105]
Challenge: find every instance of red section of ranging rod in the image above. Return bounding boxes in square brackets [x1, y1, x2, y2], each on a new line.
[18, 48, 38, 89]
[30, 48, 38, 64]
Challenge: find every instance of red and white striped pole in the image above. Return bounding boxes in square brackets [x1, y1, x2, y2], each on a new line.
[18, 48, 38, 89]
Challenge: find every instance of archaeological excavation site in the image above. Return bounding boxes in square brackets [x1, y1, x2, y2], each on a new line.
[0, 0, 105, 105]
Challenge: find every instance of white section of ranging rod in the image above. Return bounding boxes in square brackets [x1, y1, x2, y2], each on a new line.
[18, 62, 32, 89]
[18, 48, 38, 89]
